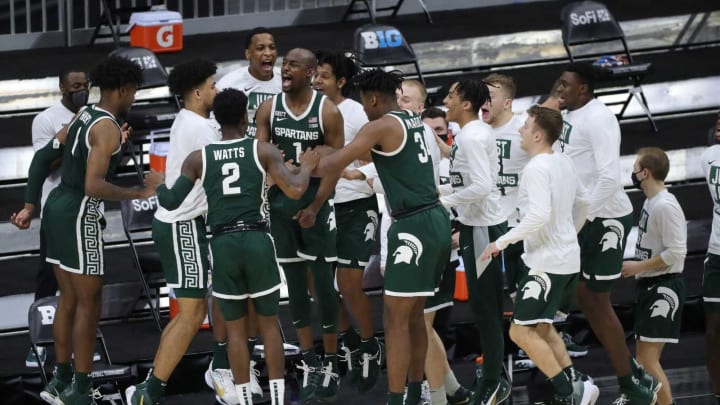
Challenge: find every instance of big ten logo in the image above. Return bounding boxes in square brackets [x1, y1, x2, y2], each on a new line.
[496, 139, 511, 160]
[360, 29, 404, 50]
[570, 8, 611, 26]
[37, 305, 56, 325]
[130, 55, 159, 70]
[132, 195, 159, 212]
[156, 25, 175, 48]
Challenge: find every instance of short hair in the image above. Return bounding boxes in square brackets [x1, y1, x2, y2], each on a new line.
[421, 106, 446, 121]
[90, 56, 142, 90]
[167, 59, 217, 96]
[527, 105, 563, 144]
[482, 73, 516, 99]
[315, 50, 359, 97]
[356, 68, 403, 98]
[213, 89, 249, 127]
[245, 27, 273, 50]
[564, 62, 596, 93]
[637, 147, 670, 181]
[403, 79, 427, 103]
[454, 79, 490, 113]
[59, 67, 87, 84]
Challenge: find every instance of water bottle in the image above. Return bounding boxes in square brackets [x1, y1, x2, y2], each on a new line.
[474, 355, 484, 389]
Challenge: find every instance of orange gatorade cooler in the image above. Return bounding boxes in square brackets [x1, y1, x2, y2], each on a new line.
[129, 10, 183, 53]
[454, 258, 469, 302]
[148, 135, 169, 173]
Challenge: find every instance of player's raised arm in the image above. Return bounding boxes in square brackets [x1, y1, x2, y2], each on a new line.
[261, 142, 318, 199]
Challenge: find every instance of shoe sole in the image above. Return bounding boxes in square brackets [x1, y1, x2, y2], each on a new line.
[568, 350, 589, 358]
[124, 385, 136, 405]
[581, 381, 599, 405]
[204, 368, 215, 390]
[39, 391, 59, 405]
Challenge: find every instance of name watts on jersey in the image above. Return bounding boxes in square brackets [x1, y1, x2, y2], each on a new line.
[274, 127, 320, 141]
[213, 147, 246, 160]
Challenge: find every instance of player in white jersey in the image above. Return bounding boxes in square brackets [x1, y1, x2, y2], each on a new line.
[441, 80, 511, 405]
[217, 27, 281, 139]
[621, 147, 687, 405]
[126, 59, 236, 405]
[312, 50, 386, 393]
[483, 105, 597, 405]
[701, 130, 720, 405]
[481, 73, 529, 292]
[557, 62, 658, 404]
[216, 27, 281, 401]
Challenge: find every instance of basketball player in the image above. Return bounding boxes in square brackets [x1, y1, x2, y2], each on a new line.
[315, 68, 452, 405]
[254, 48, 345, 402]
[482, 105, 598, 405]
[12, 55, 150, 405]
[622, 147, 687, 405]
[151, 88, 320, 405]
[557, 62, 658, 404]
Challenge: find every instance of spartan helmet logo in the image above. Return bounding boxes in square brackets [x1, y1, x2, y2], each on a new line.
[521, 272, 552, 302]
[392, 233, 424, 266]
[363, 210, 379, 242]
[600, 219, 625, 252]
[650, 286, 680, 320]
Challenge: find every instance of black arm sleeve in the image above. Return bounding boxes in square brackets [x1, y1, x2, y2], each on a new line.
[156, 175, 194, 211]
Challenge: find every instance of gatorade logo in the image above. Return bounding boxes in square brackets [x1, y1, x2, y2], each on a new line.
[360, 29, 403, 49]
[156, 25, 174, 48]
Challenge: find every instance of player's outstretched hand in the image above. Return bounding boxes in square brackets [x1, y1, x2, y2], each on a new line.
[294, 206, 318, 229]
[299, 148, 320, 171]
[10, 205, 34, 230]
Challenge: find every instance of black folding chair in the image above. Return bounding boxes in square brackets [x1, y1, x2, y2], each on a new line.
[353, 24, 425, 85]
[90, 0, 153, 47]
[28, 296, 132, 403]
[342, 0, 432, 24]
[561, 1, 657, 131]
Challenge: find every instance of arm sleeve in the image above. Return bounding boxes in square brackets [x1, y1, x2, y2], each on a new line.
[440, 134, 494, 208]
[657, 201, 688, 266]
[495, 166, 551, 250]
[587, 116, 623, 217]
[25, 138, 64, 205]
[157, 175, 195, 210]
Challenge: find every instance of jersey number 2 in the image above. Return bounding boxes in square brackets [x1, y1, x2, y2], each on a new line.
[221, 162, 241, 195]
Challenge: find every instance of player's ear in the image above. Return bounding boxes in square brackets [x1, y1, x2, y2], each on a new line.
[337, 77, 347, 90]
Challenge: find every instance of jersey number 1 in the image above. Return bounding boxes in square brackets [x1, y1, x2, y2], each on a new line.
[221, 162, 241, 195]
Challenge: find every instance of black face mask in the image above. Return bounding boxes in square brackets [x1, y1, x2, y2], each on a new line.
[631, 170, 644, 188]
[68, 89, 89, 110]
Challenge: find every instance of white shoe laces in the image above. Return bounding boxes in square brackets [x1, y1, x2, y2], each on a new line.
[319, 362, 339, 387]
[359, 348, 381, 378]
[296, 361, 316, 388]
[612, 394, 630, 405]
[249, 360, 263, 395]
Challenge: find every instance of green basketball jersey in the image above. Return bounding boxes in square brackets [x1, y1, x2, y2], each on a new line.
[269, 90, 326, 164]
[60, 105, 122, 195]
[201, 137, 267, 227]
[371, 110, 438, 213]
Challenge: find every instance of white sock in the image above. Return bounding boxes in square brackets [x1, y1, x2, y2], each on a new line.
[444, 371, 461, 395]
[430, 387, 448, 405]
[236, 383, 252, 405]
[270, 378, 285, 405]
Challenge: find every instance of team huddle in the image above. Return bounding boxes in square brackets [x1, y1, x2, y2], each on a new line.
[11, 26, 720, 405]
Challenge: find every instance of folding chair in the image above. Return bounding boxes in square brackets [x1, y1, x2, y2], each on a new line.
[28, 297, 132, 403]
[342, 0, 433, 24]
[90, 0, 152, 47]
[353, 24, 425, 85]
[120, 193, 165, 331]
[561, 1, 657, 131]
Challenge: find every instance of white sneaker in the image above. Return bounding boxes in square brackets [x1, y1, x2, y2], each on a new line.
[205, 361, 239, 405]
[249, 360, 263, 398]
